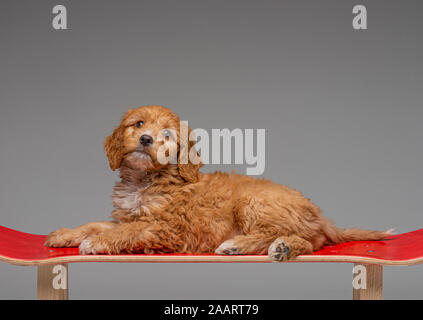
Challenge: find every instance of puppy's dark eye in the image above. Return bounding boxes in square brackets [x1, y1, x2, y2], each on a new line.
[135, 121, 144, 128]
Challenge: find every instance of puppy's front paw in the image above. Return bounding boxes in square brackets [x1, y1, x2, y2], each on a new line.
[268, 238, 291, 262]
[45, 228, 82, 248]
[79, 238, 109, 255]
[215, 240, 240, 255]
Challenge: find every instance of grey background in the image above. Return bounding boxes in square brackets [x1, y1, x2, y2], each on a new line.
[0, 0, 422, 299]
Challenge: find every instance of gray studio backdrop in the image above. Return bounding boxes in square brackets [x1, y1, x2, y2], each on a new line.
[0, 0, 422, 299]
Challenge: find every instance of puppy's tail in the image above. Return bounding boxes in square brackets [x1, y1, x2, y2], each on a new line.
[323, 222, 394, 244]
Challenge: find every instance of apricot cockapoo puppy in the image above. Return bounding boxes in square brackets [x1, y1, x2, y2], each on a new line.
[45, 105, 390, 261]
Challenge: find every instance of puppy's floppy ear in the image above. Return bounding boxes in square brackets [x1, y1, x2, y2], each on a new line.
[104, 124, 126, 171]
[178, 122, 203, 183]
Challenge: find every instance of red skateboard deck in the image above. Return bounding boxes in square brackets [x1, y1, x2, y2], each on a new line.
[1, 225, 423, 266]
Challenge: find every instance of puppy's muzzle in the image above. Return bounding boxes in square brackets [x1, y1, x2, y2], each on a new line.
[140, 134, 153, 147]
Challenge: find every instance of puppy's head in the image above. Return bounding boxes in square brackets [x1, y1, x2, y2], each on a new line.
[104, 105, 202, 183]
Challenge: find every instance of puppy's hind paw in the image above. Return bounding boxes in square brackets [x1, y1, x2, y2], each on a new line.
[268, 239, 290, 262]
[215, 240, 240, 255]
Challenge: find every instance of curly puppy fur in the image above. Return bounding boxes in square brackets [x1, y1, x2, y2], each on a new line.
[45, 105, 390, 261]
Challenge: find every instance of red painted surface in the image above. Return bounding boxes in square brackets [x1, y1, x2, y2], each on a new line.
[1, 225, 423, 262]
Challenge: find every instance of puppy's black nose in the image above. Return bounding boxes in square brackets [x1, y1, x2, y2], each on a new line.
[140, 134, 153, 146]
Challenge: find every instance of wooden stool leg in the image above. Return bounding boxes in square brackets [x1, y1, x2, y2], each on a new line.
[352, 264, 383, 300]
[37, 264, 69, 300]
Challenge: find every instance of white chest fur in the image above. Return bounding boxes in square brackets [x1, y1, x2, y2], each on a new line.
[112, 182, 168, 216]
